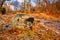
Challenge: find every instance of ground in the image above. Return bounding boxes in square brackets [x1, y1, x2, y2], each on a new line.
[0, 12, 60, 40]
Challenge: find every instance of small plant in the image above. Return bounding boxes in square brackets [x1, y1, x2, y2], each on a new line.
[1, 8, 6, 14]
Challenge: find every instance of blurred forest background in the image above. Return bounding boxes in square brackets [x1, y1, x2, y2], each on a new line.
[0, 0, 60, 14]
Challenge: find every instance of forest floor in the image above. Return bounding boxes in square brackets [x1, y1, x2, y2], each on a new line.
[0, 12, 60, 40]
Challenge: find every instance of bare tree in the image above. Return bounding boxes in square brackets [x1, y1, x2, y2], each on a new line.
[0, 0, 6, 14]
[36, 0, 41, 12]
[0, 0, 6, 7]
[24, 0, 31, 13]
